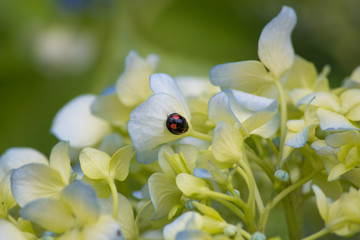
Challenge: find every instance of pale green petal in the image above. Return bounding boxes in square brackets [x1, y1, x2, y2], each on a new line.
[0, 173, 15, 216]
[176, 173, 208, 199]
[98, 193, 136, 240]
[91, 93, 132, 126]
[242, 106, 278, 138]
[150, 73, 190, 117]
[328, 164, 349, 182]
[58, 229, 81, 240]
[346, 104, 360, 121]
[21, 198, 75, 233]
[209, 60, 273, 92]
[109, 145, 135, 181]
[158, 145, 176, 176]
[344, 66, 360, 88]
[82, 176, 111, 199]
[287, 119, 305, 132]
[116, 51, 158, 107]
[258, 6, 296, 79]
[325, 130, 359, 148]
[61, 181, 100, 224]
[79, 148, 111, 180]
[148, 173, 182, 220]
[317, 108, 358, 131]
[284, 56, 317, 90]
[128, 93, 190, 164]
[340, 89, 360, 113]
[192, 201, 224, 221]
[176, 144, 198, 174]
[0, 220, 28, 240]
[207, 92, 238, 125]
[340, 188, 360, 223]
[82, 215, 124, 240]
[297, 92, 340, 112]
[288, 88, 313, 106]
[163, 212, 203, 240]
[0, 147, 48, 180]
[51, 94, 112, 148]
[49, 142, 71, 185]
[11, 163, 65, 207]
[312, 173, 343, 199]
[212, 122, 242, 164]
[343, 168, 360, 188]
[312, 185, 329, 221]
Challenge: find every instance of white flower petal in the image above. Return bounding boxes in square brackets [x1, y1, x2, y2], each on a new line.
[258, 6, 297, 79]
[339, 89, 360, 113]
[128, 93, 189, 164]
[51, 94, 112, 148]
[61, 181, 100, 224]
[0, 147, 48, 180]
[0, 220, 28, 240]
[178, 137, 210, 150]
[11, 163, 65, 207]
[317, 108, 358, 131]
[150, 73, 190, 117]
[207, 92, 238, 125]
[116, 51, 158, 107]
[209, 61, 273, 92]
[288, 88, 313, 106]
[21, 198, 75, 233]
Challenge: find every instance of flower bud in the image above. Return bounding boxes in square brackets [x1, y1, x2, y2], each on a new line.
[274, 170, 289, 182]
[224, 224, 237, 238]
[251, 232, 266, 240]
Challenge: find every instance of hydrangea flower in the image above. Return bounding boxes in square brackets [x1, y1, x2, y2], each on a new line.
[128, 73, 210, 164]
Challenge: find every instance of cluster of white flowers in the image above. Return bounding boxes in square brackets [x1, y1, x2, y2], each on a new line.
[2, 5, 360, 240]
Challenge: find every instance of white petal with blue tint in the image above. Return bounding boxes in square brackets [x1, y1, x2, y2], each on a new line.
[176, 76, 219, 98]
[116, 51, 158, 107]
[317, 108, 358, 131]
[208, 92, 238, 125]
[51, 94, 112, 148]
[258, 6, 297, 79]
[296, 92, 340, 112]
[209, 60, 272, 92]
[128, 93, 189, 164]
[150, 73, 190, 117]
[0, 147, 48, 180]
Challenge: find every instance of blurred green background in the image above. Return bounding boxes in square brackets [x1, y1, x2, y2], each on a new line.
[1, 0, 360, 239]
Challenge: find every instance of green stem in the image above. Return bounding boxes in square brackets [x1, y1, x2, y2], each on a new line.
[207, 190, 247, 210]
[189, 130, 212, 141]
[245, 147, 274, 182]
[215, 198, 247, 223]
[258, 170, 320, 231]
[301, 218, 347, 240]
[274, 80, 287, 164]
[106, 177, 119, 220]
[241, 229, 252, 239]
[266, 138, 279, 157]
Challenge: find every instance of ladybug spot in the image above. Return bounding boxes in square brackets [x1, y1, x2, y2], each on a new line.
[166, 113, 189, 135]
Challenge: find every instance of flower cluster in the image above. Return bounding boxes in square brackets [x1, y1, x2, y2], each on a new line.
[2, 5, 360, 240]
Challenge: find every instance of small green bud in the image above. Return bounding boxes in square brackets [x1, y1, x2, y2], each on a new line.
[274, 170, 289, 182]
[224, 224, 237, 238]
[251, 232, 266, 240]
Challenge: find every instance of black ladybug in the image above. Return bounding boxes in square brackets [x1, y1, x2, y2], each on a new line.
[166, 113, 189, 135]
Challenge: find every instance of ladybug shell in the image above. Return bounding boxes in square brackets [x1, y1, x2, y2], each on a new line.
[166, 113, 189, 135]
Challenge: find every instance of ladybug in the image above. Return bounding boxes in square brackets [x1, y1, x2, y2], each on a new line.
[166, 113, 189, 135]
